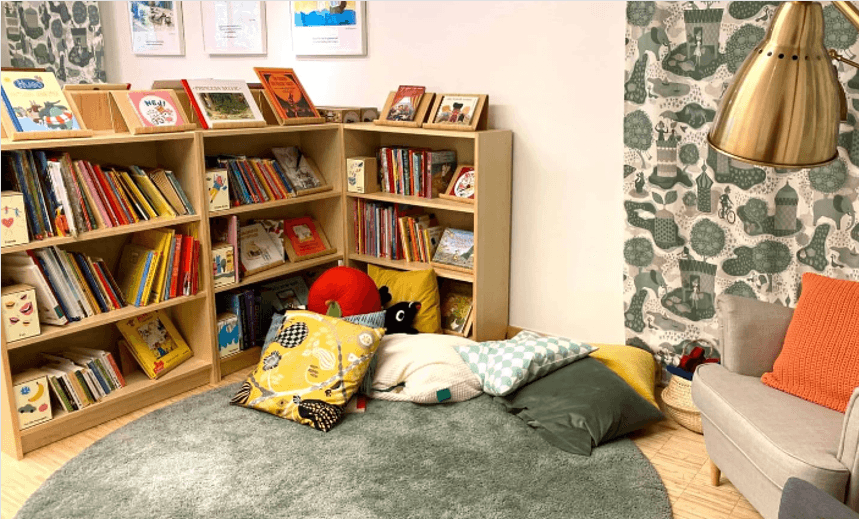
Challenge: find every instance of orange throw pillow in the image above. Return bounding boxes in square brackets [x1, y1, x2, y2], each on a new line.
[762, 273, 859, 413]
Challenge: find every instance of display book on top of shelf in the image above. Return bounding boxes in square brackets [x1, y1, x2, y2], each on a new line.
[0, 132, 214, 460]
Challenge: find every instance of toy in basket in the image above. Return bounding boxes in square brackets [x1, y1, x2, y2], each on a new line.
[660, 340, 719, 434]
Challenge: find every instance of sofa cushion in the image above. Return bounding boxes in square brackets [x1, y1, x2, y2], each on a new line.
[762, 273, 859, 413]
[693, 364, 849, 496]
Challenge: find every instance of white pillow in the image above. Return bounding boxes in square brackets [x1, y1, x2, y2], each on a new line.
[368, 334, 483, 404]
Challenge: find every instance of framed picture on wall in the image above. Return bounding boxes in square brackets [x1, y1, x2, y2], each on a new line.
[128, 1, 186, 56]
[290, 1, 367, 56]
[201, 1, 267, 55]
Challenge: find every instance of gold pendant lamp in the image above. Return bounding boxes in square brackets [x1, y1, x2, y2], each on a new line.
[708, 1, 849, 169]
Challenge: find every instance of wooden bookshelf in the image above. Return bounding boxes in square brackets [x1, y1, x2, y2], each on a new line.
[342, 125, 512, 342]
[0, 122, 512, 459]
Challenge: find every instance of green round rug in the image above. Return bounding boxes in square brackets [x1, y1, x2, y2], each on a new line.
[16, 385, 672, 519]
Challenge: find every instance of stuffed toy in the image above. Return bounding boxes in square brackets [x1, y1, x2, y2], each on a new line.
[384, 301, 422, 335]
[307, 266, 382, 317]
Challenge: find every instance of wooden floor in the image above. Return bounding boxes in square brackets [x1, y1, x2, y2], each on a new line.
[1, 368, 764, 519]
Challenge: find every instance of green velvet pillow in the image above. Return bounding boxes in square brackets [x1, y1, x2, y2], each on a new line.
[494, 357, 664, 456]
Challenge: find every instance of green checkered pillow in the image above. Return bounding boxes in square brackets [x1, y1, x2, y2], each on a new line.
[454, 331, 597, 396]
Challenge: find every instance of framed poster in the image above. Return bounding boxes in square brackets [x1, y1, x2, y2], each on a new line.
[128, 1, 185, 56]
[202, 1, 267, 55]
[290, 1, 367, 56]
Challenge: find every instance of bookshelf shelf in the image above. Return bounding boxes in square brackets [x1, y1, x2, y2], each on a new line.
[20, 358, 211, 453]
[198, 122, 340, 138]
[5, 293, 207, 350]
[0, 215, 201, 256]
[346, 192, 475, 214]
[213, 252, 343, 294]
[209, 190, 341, 218]
[344, 122, 511, 139]
[219, 346, 263, 378]
[348, 253, 474, 282]
[0, 129, 196, 151]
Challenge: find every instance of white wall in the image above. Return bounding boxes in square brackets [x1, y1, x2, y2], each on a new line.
[99, 0, 626, 343]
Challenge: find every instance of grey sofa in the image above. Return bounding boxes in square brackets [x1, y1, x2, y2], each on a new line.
[691, 294, 859, 519]
[779, 478, 859, 519]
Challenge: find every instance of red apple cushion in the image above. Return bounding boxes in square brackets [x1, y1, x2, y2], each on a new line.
[307, 266, 382, 317]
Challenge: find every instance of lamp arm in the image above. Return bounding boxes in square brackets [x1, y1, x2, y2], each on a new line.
[833, 1, 859, 31]
[829, 49, 859, 70]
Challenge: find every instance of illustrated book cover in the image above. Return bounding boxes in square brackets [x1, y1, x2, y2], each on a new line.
[272, 147, 326, 193]
[124, 90, 187, 127]
[212, 242, 236, 288]
[440, 280, 474, 336]
[386, 85, 425, 122]
[238, 222, 284, 275]
[1, 71, 82, 132]
[116, 310, 193, 379]
[431, 228, 475, 271]
[253, 67, 320, 120]
[181, 79, 264, 129]
[282, 216, 333, 261]
[433, 95, 480, 125]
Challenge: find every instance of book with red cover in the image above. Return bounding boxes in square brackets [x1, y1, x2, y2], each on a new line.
[76, 160, 114, 227]
[180, 79, 210, 129]
[103, 352, 127, 387]
[283, 216, 328, 257]
[170, 234, 184, 299]
[87, 257, 119, 310]
[191, 239, 200, 295]
[386, 85, 426, 122]
[91, 164, 129, 226]
[239, 160, 266, 203]
[181, 234, 194, 296]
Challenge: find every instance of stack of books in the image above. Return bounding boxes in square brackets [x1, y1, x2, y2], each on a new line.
[377, 147, 456, 198]
[1, 151, 194, 241]
[116, 229, 200, 307]
[3, 248, 126, 324]
[398, 212, 443, 263]
[39, 348, 127, 413]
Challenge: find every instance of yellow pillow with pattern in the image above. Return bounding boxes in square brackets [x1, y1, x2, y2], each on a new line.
[231, 311, 384, 431]
[368, 265, 441, 334]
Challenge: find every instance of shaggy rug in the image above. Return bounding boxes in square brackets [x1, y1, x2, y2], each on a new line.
[16, 385, 672, 519]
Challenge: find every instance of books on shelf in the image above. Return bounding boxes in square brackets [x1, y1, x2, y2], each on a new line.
[206, 168, 230, 212]
[352, 199, 405, 260]
[37, 347, 127, 413]
[0, 151, 195, 243]
[181, 79, 265, 129]
[440, 280, 474, 337]
[398, 212, 443, 263]
[271, 147, 328, 194]
[1, 70, 82, 133]
[207, 154, 297, 206]
[238, 223, 284, 276]
[377, 147, 457, 198]
[282, 216, 334, 262]
[116, 310, 193, 379]
[2, 253, 69, 325]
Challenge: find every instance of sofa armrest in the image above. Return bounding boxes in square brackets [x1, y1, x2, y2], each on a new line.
[716, 294, 793, 377]
[839, 388, 859, 511]
[779, 477, 859, 519]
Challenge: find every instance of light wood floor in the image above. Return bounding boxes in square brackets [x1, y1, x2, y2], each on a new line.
[1, 368, 764, 519]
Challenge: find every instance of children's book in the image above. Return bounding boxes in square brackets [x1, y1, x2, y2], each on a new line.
[124, 90, 187, 127]
[253, 67, 320, 121]
[1, 71, 81, 132]
[116, 310, 193, 379]
[386, 85, 425, 122]
[181, 79, 264, 129]
[431, 228, 475, 272]
[238, 223, 284, 275]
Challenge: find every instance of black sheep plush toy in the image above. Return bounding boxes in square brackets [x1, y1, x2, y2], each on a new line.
[379, 286, 421, 334]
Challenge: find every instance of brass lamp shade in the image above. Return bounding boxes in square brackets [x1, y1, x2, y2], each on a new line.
[708, 1, 842, 168]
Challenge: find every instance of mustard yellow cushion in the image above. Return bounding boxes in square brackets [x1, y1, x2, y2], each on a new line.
[590, 344, 658, 408]
[231, 311, 384, 431]
[368, 265, 441, 334]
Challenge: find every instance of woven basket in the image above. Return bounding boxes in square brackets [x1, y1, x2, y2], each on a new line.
[661, 375, 702, 433]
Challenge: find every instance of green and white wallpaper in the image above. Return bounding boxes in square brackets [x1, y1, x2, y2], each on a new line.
[624, 1, 859, 371]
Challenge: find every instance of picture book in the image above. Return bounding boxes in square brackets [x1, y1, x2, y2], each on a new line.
[272, 147, 325, 192]
[217, 313, 241, 359]
[212, 243, 236, 288]
[260, 276, 309, 316]
[125, 90, 187, 127]
[427, 151, 457, 198]
[386, 85, 425, 122]
[116, 243, 158, 307]
[1, 252, 68, 325]
[283, 216, 331, 260]
[116, 310, 193, 379]
[444, 166, 476, 201]
[207, 168, 230, 211]
[12, 369, 52, 429]
[1, 71, 81, 132]
[1, 191, 29, 247]
[257, 219, 286, 260]
[238, 223, 284, 275]
[431, 228, 475, 271]
[440, 281, 474, 335]
[433, 95, 480, 125]
[181, 79, 264, 129]
[253, 67, 320, 120]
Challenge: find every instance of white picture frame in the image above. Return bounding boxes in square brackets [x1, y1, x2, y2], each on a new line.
[128, 1, 186, 56]
[290, 1, 367, 57]
[202, 1, 267, 55]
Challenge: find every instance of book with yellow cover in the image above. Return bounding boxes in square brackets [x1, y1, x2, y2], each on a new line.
[132, 229, 175, 304]
[116, 243, 157, 307]
[128, 166, 176, 217]
[116, 310, 193, 379]
[117, 170, 158, 219]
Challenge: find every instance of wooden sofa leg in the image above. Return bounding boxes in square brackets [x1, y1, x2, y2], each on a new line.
[710, 460, 721, 486]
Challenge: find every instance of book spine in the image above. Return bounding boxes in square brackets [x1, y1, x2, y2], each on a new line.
[242, 290, 255, 350]
[181, 235, 194, 296]
[66, 157, 96, 230]
[268, 160, 295, 197]
[72, 252, 110, 313]
[92, 358, 116, 392]
[164, 170, 195, 215]
[34, 151, 66, 236]
[46, 158, 77, 236]
[59, 372, 83, 410]
[46, 374, 74, 412]
[239, 160, 264, 203]
[181, 79, 209, 129]
[80, 368, 102, 401]
[51, 247, 93, 317]
[227, 161, 252, 205]
[249, 160, 277, 200]
[25, 151, 55, 237]
[92, 164, 127, 225]
[1, 86, 23, 132]
[63, 250, 101, 315]
[104, 352, 126, 387]
[109, 170, 141, 222]
[87, 360, 112, 395]
[95, 258, 127, 307]
[91, 260, 121, 310]
[227, 293, 245, 351]
[170, 235, 183, 299]
[78, 161, 114, 227]
[15, 152, 48, 238]
[191, 239, 200, 295]
[7, 154, 42, 240]
[30, 250, 77, 322]
[72, 370, 95, 405]
[137, 252, 157, 306]
[119, 170, 156, 219]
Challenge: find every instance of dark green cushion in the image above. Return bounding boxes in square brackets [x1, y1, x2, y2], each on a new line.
[494, 357, 664, 456]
